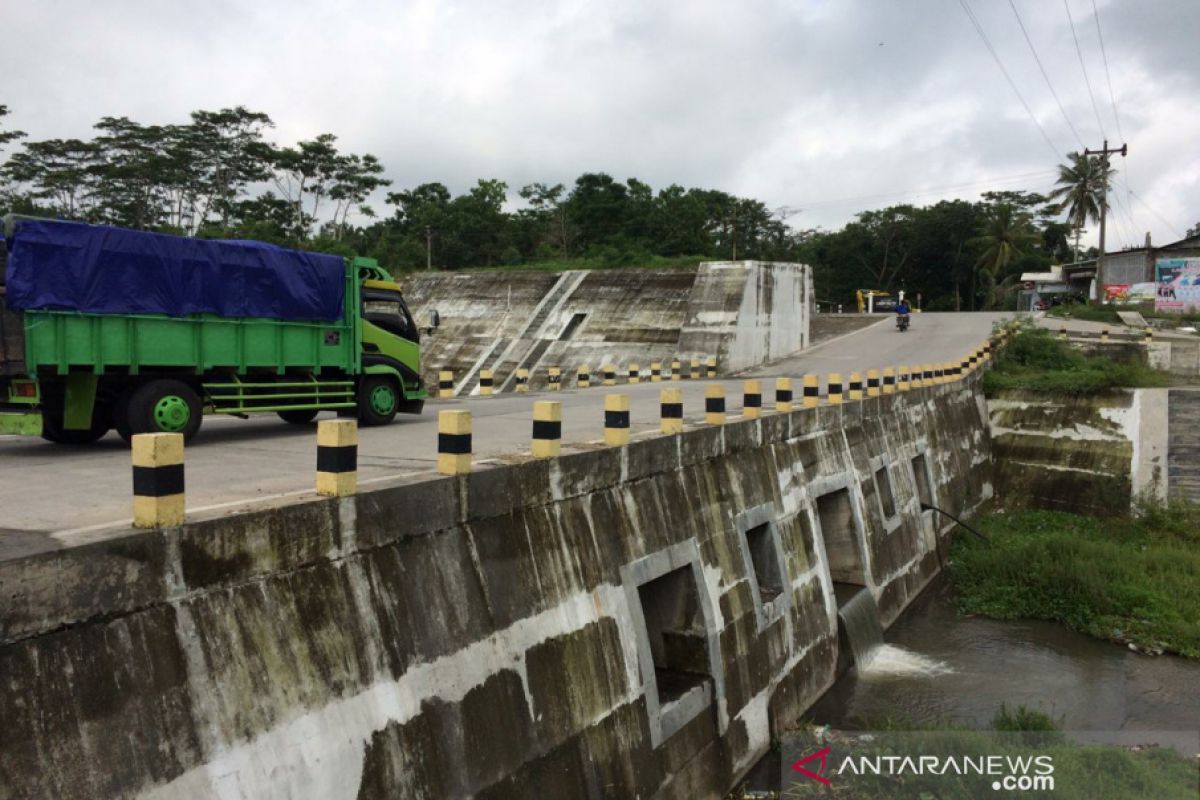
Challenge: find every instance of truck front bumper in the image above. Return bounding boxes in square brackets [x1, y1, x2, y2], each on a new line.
[0, 411, 42, 436]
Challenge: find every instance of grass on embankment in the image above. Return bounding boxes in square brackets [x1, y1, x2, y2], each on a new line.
[1047, 302, 1200, 326]
[950, 508, 1200, 658]
[983, 325, 1171, 394]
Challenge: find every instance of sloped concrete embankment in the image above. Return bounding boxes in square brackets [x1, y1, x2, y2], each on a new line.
[987, 389, 1173, 515]
[404, 261, 811, 393]
[0, 378, 988, 800]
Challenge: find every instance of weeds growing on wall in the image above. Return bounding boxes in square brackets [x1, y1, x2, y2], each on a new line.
[951, 508, 1200, 658]
[983, 325, 1170, 394]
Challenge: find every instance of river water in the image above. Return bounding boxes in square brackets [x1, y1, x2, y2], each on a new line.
[806, 578, 1200, 754]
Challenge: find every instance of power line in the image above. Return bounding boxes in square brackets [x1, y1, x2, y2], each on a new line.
[1063, 0, 1108, 139]
[1090, 0, 1124, 142]
[957, 0, 1065, 159]
[1129, 190, 1185, 240]
[1008, 0, 1085, 150]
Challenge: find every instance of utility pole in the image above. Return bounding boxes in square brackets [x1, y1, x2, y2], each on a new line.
[424, 226, 433, 270]
[1083, 140, 1127, 299]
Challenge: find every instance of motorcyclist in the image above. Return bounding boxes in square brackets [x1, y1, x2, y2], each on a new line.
[895, 298, 911, 328]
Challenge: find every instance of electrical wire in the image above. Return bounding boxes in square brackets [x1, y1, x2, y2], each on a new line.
[1090, 0, 1124, 142]
[1129, 191, 1185, 240]
[1063, 0, 1108, 140]
[795, 170, 1057, 210]
[957, 0, 1065, 159]
[1008, 0, 1085, 150]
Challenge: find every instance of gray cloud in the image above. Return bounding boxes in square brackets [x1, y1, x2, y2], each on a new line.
[2, 0, 1196, 247]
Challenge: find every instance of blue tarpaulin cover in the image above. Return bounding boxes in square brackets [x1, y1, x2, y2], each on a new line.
[5, 219, 345, 322]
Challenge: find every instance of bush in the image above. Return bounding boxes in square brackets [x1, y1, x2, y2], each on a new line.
[983, 326, 1171, 394]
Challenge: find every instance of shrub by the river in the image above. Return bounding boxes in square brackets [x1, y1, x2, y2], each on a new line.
[951, 508, 1200, 658]
[983, 325, 1170, 395]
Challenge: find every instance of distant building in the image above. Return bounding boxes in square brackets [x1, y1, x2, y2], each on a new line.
[1056, 233, 1200, 301]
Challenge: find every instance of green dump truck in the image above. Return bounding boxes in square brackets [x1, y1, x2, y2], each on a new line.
[0, 216, 433, 444]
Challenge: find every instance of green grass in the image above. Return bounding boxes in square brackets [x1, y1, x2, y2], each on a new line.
[1048, 302, 1200, 326]
[983, 325, 1171, 394]
[950, 508, 1200, 658]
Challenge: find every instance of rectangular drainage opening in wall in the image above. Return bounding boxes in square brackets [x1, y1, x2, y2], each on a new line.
[874, 466, 896, 519]
[637, 566, 711, 708]
[558, 312, 587, 340]
[912, 453, 933, 508]
[745, 522, 784, 602]
[815, 487, 868, 606]
[733, 504, 792, 631]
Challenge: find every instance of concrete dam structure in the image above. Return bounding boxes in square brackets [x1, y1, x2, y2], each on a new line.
[402, 261, 812, 393]
[0, 370, 992, 798]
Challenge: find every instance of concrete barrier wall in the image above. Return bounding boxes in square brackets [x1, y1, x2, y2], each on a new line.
[0, 378, 990, 800]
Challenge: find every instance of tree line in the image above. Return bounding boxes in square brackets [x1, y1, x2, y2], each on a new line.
[0, 104, 1106, 310]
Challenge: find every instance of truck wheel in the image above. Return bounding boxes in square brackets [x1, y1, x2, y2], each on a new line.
[358, 376, 399, 426]
[128, 380, 203, 441]
[114, 388, 136, 442]
[40, 406, 110, 444]
[277, 409, 319, 425]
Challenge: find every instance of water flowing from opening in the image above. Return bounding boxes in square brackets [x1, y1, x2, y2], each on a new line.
[860, 644, 953, 678]
[837, 588, 884, 668]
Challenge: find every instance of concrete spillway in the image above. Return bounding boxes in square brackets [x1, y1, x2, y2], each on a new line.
[0, 373, 992, 799]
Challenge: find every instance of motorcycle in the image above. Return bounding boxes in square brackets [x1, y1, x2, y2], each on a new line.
[896, 313, 910, 332]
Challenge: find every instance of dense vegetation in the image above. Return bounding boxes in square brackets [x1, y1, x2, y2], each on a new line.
[983, 324, 1170, 394]
[1, 105, 1087, 308]
[951, 508, 1200, 658]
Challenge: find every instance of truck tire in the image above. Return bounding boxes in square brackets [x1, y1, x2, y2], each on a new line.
[114, 388, 136, 442]
[277, 409, 319, 425]
[128, 379, 203, 441]
[358, 375, 399, 426]
[40, 406, 110, 444]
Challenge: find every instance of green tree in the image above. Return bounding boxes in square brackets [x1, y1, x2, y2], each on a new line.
[1046, 152, 1114, 259]
[970, 204, 1041, 309]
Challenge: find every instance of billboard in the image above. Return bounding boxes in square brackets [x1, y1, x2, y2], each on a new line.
[1155, 258, 1200, 314]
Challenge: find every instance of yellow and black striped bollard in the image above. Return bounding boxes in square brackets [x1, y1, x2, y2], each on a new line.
[802, 374, 819, 408]
[1059, 326, 1068, 340]
[479, 369, 494, 396]
[515, 368, 529, 392]
[605, 394, 631, 446]
[775, 377, 793, 412]
[705, 384, 726, 425]
[671, 360, 682, 381]
[438, 370, 454, 398]
[132, 432, 185, 528]
[882, 367, 896, 395]
[922, 364, 934, 388]
[651, 362, 663, 382]
[689, 359, 700, 380]
[867, 369, 881, 398]
[1101, 328, 1110, 342]
[532, 400, 561, 458]
[706, 356, 717, 378]
[660, 388, 683, 434]
[848, 371, 864, 401]
[743, 379, 762, 419]
[548, 367, 562, 392]
[628, 363, 641, 384]
[316, 419, 357, 497]
[603, 364, 616, 386]
[1144, 327, 1153, 343]
[827, 373, 843, 405]
[577, 365, 591, 389]
[898, 365, 911, 392]
[437, 410, 472, 475]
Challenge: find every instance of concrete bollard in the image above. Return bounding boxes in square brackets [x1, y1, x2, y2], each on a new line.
[515, 368, 529, 393]
[959, 358, 969, 378]
[898, 365, 911, 392]
[316, 419, 357, 498]
[705, 356, 717, 379]
[437, 409, 472, 475]
[827, 373, 843, 405]
[802, 374, 819, 408]
[438, 370, 454, 399]
[775, 377, 794, 413]
[479, 369, 495, 396]
[602, 364, 616, 386]
[704, 384, 726, 425]
[628, 363, 640, 384]
[531, 400, 561, 459]
[1101, 328, 1110, 342]
[689, 359, 700, 380]
[848, 372, 863, 401]
[578, 365, 591, 389]
[604, 394, 631, 446]
[651, 362, 663, 382]
[935, 364, 946, 384]
[882, 367, 896, 395]
[743, 379, 762, 419]
[548, 367, 562, 392]
[671, 360, 682, 381]
[922, 364, 934, 388]
[866, 369, 881, 397]
[1059, 326, 1068, 340]
[660, 388, 683, 434]
[1145, 327, 1153, 342]
[131, 432, 185, 528]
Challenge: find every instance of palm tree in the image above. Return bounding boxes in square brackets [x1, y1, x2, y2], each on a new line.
[969, 204, 1041, 310]
[1046, 152, 1115, 260]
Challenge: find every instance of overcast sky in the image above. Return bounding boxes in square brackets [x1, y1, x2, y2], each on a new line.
[3, 0, 1197, 249]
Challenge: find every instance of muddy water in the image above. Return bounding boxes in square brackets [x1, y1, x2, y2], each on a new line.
[807, 578, 1200, 754]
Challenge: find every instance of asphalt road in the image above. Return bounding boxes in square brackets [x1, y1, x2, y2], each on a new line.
[0, 312, 1009, 544]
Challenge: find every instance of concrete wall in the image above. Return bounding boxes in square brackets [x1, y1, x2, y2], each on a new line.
[403, 262, 811, 393]
[0, 378, 990, 800]
[987, 388, 1170, 515]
